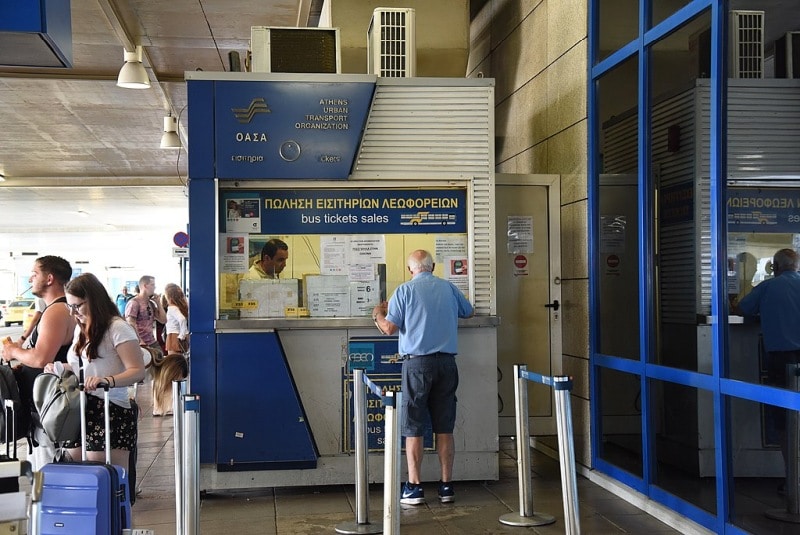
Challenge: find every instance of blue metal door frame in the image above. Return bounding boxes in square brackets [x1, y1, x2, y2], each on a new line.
[587, 1, 734, 532]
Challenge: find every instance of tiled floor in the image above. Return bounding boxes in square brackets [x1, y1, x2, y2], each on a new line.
[129, 383, 685, 535]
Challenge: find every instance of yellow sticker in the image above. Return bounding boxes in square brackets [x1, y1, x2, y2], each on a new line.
[231, 300, 258, 309]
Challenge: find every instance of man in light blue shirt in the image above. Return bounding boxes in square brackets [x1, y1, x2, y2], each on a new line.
[372, 250, 473, 505]
[737, 248, 800, 493]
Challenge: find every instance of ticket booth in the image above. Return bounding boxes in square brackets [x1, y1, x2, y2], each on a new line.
[186, 72, 499, 490]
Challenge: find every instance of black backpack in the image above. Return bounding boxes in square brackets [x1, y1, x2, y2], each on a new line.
[0, 363, 29, 445]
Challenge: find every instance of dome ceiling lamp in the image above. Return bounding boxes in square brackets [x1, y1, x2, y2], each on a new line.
[117, 45, 150, 89]
[160, 115, 181, 149]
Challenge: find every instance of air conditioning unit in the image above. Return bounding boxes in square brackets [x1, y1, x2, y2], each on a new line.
[250, 27, 341, 74]
[367, 8, 416, 77]
[775, 31, 800, 78]
[729, 10, 764, 78]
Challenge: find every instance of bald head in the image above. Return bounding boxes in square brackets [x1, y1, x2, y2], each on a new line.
[407, 250, 434, 275]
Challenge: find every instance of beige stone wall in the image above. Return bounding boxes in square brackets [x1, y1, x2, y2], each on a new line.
[469, 0, 592, 466]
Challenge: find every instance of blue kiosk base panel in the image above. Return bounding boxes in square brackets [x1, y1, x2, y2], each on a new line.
[216, 332, 318, 471]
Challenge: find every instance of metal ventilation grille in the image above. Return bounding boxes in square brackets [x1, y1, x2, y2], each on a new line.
[368, 8, 416, 78]
[730, 10, 764, 78]
[250, 27, 340, 74]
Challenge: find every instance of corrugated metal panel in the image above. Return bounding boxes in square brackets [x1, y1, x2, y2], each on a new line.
[726, 81, 800, 176]
[654, 89, 699, 323]
[352, 79, 496, 314]
[695, 85, 712, 316]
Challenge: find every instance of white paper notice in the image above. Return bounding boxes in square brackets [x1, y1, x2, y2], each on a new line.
[435, 236, 467, 260]
[320, 236, 349, 275]
[507, 216, 533, 254]
[220, 234, 249, 273]
[349, 263, 376, 282]
[349, 235, 385, 263]
[600, 215, 626, 254]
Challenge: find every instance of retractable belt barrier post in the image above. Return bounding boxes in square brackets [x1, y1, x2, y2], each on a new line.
[173, 379, 187, 535]
[335, 370, 402, 534]
[183, 394, 201, 535]
[499, 364, 581, 534]
[382, 390, 402, 535]
[335, 369, 382, 534]
[499, 365, 556, 528]
[766, 363, 800, 524]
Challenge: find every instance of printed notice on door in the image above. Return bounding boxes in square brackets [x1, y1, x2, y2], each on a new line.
[507, 216, 533, 254]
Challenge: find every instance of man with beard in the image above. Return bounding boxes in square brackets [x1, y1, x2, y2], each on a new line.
[1, 256, 76, 470]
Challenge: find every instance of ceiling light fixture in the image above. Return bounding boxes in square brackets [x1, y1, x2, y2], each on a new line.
[117, 45, 150, 89]
[160, 115, 182, 149]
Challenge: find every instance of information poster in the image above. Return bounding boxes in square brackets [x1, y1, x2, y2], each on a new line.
[226, 198, 261, 233]
[444, 256, 469, 296]
[219, 233, 249, 272]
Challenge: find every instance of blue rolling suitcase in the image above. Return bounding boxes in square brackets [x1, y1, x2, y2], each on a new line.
[38, 382, 132, 534]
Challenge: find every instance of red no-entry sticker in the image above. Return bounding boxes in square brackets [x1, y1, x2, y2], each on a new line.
[514, 255, 527, 268]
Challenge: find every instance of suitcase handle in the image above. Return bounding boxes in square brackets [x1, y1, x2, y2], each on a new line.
[78, 378, 113, 465]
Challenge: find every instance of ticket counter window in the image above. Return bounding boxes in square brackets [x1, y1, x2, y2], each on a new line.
[216, 186, 472, 320]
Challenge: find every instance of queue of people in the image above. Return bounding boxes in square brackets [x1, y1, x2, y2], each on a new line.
[0, 256, 189, 501]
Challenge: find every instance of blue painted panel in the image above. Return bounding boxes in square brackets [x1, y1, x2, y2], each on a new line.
[0, 0, 73, 67]
[187, 80, 216, 180]
[188, 332, 216, 463]
[213, 80, 375, 179]
[216, 332, 317, 470]
[188, 179, 216, 332]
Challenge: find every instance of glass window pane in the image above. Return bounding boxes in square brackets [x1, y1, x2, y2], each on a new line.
[651, 379, 716, 514]
[651, 1, 692, 29]
[650, 11, 711, 372]
[599, 368, 643, 478]
[598, 1, 638, 62]
[728, 395, 797, 534]
[597, 55, 640, 360]
[726, 0, 800, 386]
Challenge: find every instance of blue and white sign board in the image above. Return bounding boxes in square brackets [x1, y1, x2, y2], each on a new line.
[214, 81, 375, 179]
[220, 188, 467, 235]
[728, 187, 800, 233]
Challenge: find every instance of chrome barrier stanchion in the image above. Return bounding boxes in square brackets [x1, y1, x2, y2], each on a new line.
[766, 363, 800, 523]
[499, 365, 556, 527]
[553, 376, 581, 535]
[383, 390, 402, 535]
[172, 379, 187, 535]
[183, 394, 201, 535]
[336, 369, 382, 534]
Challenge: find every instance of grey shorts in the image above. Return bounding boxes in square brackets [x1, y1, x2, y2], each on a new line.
[401, 354, 459, 436]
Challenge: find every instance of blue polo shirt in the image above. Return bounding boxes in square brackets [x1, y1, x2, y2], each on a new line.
[385, 271, 474, 356]
[738, 270, 800, 352]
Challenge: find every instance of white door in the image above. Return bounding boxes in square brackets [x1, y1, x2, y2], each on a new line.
[495, 174, 562, 436]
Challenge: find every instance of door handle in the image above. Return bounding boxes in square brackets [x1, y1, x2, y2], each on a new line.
[544, 299, 559, 311]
